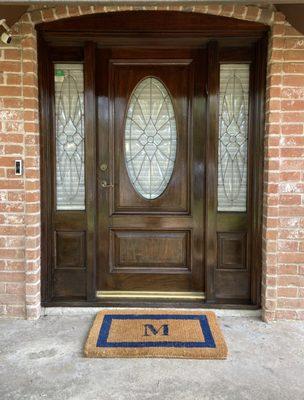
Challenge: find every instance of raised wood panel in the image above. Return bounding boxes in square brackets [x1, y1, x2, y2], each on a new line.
[53, 269, 86, 298]
[214, 270, 250, 300]
[110, 230, 191, 273]
[55, 231, 86, 269]
[217, 232, 247, 270]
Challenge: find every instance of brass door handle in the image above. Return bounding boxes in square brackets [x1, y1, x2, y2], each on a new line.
[100, 180, 114, 188]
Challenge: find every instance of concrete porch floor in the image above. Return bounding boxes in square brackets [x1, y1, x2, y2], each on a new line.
[0, 314, 303, 400]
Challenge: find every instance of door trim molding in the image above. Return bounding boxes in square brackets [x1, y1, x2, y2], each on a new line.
[84, 41, 97, 301]
[38, 10, 268, 307]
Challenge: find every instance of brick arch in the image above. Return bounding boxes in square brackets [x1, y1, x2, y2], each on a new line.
[25, 4, 277, 26]
[4, 3, 302, 321]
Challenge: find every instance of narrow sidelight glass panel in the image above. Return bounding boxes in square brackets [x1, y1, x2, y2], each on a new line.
[124, 77, 177, 200]
[54, 63, 85, 210]
[218, 64, 250, 212]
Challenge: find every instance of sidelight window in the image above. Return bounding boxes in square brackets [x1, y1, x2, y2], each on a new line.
[54, 63, 85, 210]
[124, 77, 177, 200]
[218, 64, 250, 212]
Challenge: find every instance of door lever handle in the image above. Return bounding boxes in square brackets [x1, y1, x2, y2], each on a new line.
[100, 180, 114, 188]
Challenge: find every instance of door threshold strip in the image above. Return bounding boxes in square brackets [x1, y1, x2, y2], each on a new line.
[96, 291, 205, 300]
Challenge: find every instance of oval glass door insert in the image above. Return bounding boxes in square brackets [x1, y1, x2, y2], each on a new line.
[124, 77, 177, 200]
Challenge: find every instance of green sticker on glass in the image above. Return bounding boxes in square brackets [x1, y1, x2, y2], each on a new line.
[55, 69, 65, 77]
[55, 69, 65, 83]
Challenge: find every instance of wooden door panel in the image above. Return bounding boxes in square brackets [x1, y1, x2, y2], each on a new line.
[52, 212, 87, 300]
[217, 232, 247, 270]
[110, 61, 191, 214]
[55, 231, 86, 268]
[215, 231, 249, 300]
[53, 269, 87, 298]
[52, 223, 87, 299]
[109, 229, 191, 273]
[97, 48, 206, 295]
[214, 271, 250, 300]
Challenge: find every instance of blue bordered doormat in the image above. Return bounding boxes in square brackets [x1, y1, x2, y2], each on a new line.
[84, 310, 227, 359]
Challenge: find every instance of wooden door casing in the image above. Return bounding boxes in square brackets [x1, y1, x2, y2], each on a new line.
[96, 48, 206, 294]
[37, 11, 268, 307]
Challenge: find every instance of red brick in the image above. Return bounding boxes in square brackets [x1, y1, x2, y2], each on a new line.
[67, 6, 80, 16]
[3, 49, 21, 60]
[281, 100, 304, 111]
[272, 24, 285, 36]
[279, 195, 301, 206]
[281, 160, 304, 170]
[0, 272, 25, 282]
[221, 5, 234, 15]
[6, 305, 25, 317]
[277, 275, 303, 286]
[282, 87, 304, 99]
[275, 310, 298, 320]
[277, 298, 304, 309]
[79, 5, 92, 14]
[282, 112, 304, 123]
[283, 63, 304, 74]
[4, 145, 23, 155]
[284, 50, 304, 60]
[54, 5, 68, 18]
[279, 263, 299, 273]
[280, 172, 301, 181]
[277, 287, 298, 297]
[281, 136, 304, 147]
[42, 8, 55, 22]
[0, 61, 21, 73]
[6, 283, 25, 295]
[283, 75, 304, 87]
[245, 6, 259, 20]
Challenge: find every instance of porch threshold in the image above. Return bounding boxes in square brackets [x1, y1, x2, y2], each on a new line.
[41, 307, 261, 318]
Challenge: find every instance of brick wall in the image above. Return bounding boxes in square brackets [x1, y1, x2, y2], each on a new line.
[0, 22, 39, 318]
[264, 21, 304, 320]
[0, 3, 303, 320]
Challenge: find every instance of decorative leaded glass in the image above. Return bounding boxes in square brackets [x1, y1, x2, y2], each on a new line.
[124, 77, 177, 200]
[54, 63, 85, 210]
[218, 64, 250, 212]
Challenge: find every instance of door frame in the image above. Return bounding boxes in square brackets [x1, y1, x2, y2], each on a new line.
[37, 10, 268, 308]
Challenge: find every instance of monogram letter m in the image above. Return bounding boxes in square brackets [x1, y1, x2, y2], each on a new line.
[143, 324, 169, 336]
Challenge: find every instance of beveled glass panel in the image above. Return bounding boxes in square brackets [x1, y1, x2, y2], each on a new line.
[124, 77, 177, 200]
[218, 64, 250, 212]
[54, 63, 85, 210]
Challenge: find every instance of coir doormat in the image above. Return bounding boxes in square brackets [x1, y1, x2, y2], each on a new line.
[84, 310, 227, 359]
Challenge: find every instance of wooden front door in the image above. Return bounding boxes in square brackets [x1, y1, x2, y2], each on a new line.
[38, 11, 267, 307]
[96, 48, 206, 299]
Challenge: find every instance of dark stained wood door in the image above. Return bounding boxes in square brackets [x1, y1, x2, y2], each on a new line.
[38, 11, 267, 307]
[96, 48, 206, 297]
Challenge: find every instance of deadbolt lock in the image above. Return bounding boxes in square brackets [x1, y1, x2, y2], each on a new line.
[100, 163, 108, 171]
